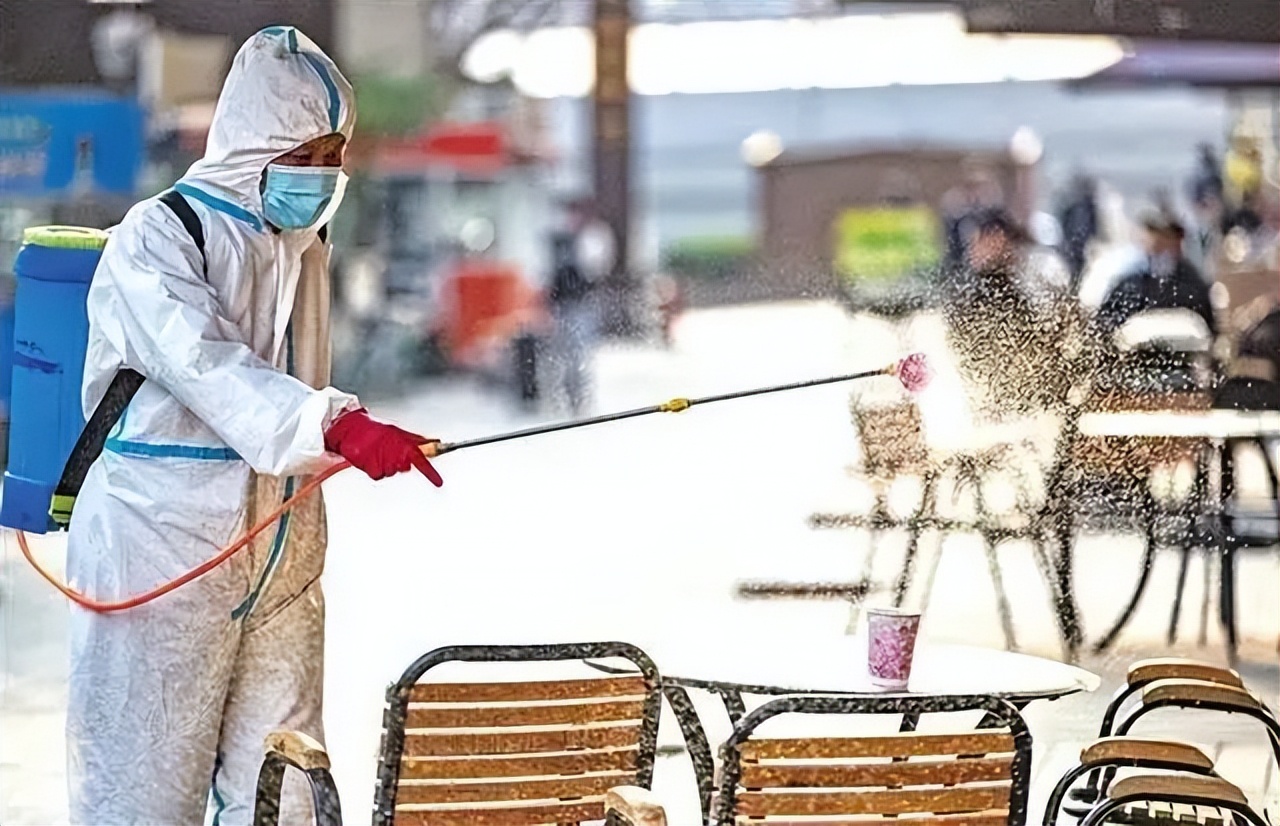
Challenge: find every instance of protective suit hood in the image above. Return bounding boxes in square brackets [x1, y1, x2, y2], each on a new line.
[180, 26, 355, 220]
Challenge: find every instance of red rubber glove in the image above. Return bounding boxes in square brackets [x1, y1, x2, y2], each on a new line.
[323, 409, 443, 485]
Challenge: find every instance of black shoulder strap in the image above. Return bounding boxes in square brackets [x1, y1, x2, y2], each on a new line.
[159, 189, 207, 275]
[50, 190, 207, 529]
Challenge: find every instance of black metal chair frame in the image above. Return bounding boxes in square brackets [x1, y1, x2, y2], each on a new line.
[1105, 691, 1280, 792]
[1044, 749, 1218, 826]
[811, 444, 1055, 654]
[711, 694, 1034, 826]
[1042, 398, 1201, 661]
[1096, 672, 1242, 756]
[1080, 784, 1268, 826]
[1059, 375, 1280, 663]
[1216, 423, 1280, 661]
[371, 642, 666, 826]
[254, 642, 694, 826]
[253, 739, 343, 826]
[1065, 666, 1260, 810]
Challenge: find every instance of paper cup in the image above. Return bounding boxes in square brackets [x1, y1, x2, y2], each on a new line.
[867, 607, 922, 690]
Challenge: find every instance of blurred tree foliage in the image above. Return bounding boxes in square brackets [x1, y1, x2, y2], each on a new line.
[663, 236, 755, 280]
[352, 73, 443, 137]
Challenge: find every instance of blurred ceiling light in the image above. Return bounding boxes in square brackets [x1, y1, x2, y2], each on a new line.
[462, 29, 521, 84]
[465, 11, 1125, 98]
[741, 130, 784, 167]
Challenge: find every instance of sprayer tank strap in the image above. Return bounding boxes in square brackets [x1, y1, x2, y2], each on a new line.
[49, 190, 208, 529]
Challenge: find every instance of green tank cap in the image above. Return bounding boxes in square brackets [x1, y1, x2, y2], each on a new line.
[22, 226, 109, 251]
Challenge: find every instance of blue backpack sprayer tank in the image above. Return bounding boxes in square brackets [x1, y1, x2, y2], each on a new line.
[0, 226, 107, 533]
[1, 192, 205, 536]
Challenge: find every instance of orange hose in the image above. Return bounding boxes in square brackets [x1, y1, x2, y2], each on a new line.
[15, 459, 352, 613]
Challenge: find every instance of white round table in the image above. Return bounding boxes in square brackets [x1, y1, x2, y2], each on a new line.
[591, 640, 1099, 825]
[646, 638, 1100, 705]
[1079, 409, 1280, 440]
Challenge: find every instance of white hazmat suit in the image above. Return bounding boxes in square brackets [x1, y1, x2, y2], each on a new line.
[67, 27, 359, 825]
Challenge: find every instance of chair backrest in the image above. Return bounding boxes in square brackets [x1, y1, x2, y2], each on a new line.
[852, 397, 929, 478]
[373, 643, 663, 826]
[715, 695, 1032, 826]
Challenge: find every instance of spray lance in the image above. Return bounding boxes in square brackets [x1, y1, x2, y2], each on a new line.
[17, 352, 932, 613]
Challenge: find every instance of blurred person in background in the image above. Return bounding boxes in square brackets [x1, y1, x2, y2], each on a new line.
[941, 163, 1004, 272]
[1188, 143, 1225, 212]
[1057, 172, 1100, 284]
[1186, 143, 1226, 269]
[944, 208, 1079, 418]
[1095, 208, 1217, 338]
[66, 27, 441, 826]
[1223, 189, 1265, 237]
[1224, 134, 1263, 210]
[548, 196, 615, 414]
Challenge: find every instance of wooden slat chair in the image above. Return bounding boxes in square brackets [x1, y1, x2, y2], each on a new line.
[1044, 737, 1219, 826]
[1106, 679, 1280, 792]
[378, 642, 663, 826]
[1063, 388, 1214, 656]
[1096, 660, 1244, 745]
[253, 642, 667, 826]
[712, 694, 1033, 826]
[1065, 659, 1246, 810]
[811, 395, 1045, 649]
[1055, 678, 1280, 823]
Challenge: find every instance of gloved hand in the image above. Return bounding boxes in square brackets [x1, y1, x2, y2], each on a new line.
[323, 409, 443, 485]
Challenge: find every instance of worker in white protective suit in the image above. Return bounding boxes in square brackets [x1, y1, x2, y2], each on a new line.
[66, 27, 442, 826]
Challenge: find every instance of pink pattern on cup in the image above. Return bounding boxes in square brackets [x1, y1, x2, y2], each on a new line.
[867, 608, 922, 689]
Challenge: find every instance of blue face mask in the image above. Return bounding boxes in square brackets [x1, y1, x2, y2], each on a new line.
[260, 164, 347, 230]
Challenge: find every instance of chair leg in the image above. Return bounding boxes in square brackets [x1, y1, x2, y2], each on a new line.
[662, 685, 714, 826]
[1052, 503, 1084, 656]
[892, 536, 918, 609]
[1092, 516, 1157, 654]
[1255, 437, 1280, 506]
[893, 472, 938, 608]
[967, 466, 1017, 650]
[1033, 530, 1073, 661]
[983, 533, 1018, 651]
[1168, 544, 1193, 645]
[1216, 441, 1239, 665]
[1221, 545, 1239, 667]
[918, 535, 945, 617]
[847, 514, 883, 634]
[1199, 549, 1213, 646]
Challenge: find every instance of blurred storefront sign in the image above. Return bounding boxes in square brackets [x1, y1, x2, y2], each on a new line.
[0, 93, 143, 196]
[833, 206, 941, 283]
[373, 122, 512, 177]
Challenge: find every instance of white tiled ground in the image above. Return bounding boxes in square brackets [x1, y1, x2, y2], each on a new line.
[3, 302, 1277, 825]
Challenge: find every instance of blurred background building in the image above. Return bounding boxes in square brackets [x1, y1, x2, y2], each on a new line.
[0, 0, 1277, 396]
